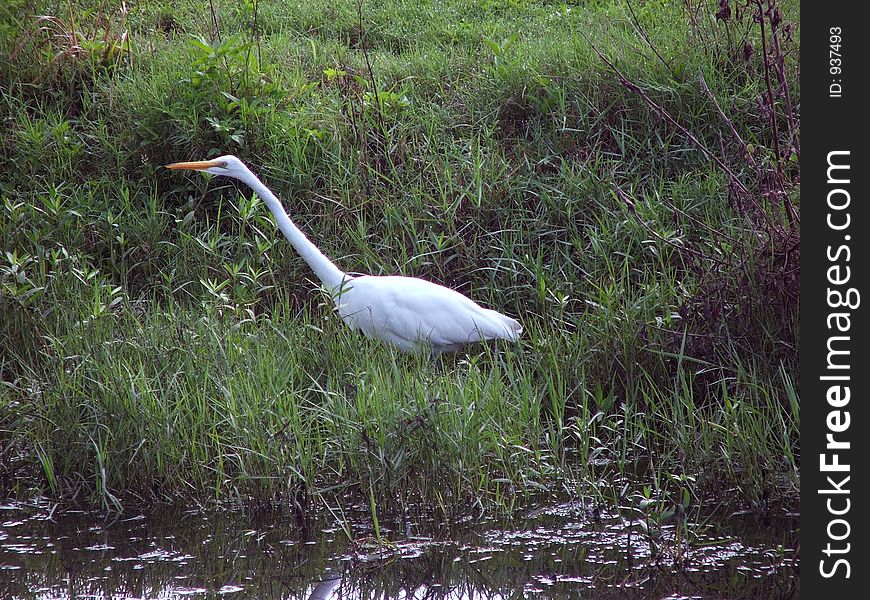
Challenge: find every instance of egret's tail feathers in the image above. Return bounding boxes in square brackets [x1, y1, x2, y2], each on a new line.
[501, 316, 523, 341]
[479, 309, 522, 342]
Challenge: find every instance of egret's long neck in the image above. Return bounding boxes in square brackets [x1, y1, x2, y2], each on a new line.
[238, 169, 348, 293]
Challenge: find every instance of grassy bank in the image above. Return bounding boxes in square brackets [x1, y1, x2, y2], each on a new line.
[1, 0, 799, 516]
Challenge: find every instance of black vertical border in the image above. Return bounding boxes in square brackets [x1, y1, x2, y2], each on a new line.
[802, 2, 867, 597]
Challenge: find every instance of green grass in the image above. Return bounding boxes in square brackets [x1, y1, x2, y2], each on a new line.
[1, 0, 799, 517]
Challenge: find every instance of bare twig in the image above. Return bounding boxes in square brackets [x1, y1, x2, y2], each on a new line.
[754, 0, 797, 228]
[663, 195, 741, 246]
[699, 72, 756, 168]
[769, 19, 799, 161]
[581, 31, 751, 200]
[252, 0, 262, 66]
[356, 0, 385, 136]
[614, 186, 733, 268]
[207, 0, 221, 41]
[624, 0, 672, 74]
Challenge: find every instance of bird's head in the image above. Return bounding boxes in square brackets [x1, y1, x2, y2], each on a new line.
[165, 155, 249, 179]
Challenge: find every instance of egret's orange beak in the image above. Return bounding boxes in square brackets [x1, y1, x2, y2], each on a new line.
[165, 160, 222, 171]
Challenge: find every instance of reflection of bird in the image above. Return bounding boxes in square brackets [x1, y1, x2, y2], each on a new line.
[308, 576, 341, 600]
[167, 156, 522, 352]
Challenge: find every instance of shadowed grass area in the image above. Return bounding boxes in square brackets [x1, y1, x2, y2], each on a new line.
[1, 0, 798, 517]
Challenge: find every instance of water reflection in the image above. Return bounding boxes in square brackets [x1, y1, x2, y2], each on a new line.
[309, 577, 340, 600]
[0, 500, 797, 599]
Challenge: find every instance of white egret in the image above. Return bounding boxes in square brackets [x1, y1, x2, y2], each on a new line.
[166, 155, 522, 352]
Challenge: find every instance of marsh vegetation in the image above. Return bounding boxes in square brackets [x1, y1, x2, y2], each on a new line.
[1, 0, 798, 536]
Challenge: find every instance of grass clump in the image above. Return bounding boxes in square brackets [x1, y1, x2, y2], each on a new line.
[1, 0, 799, 517]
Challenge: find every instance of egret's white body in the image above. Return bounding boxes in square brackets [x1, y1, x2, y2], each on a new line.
[166, 155, 522, 352]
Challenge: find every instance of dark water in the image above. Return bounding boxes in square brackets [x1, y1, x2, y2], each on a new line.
[0, 499, 798, 599]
